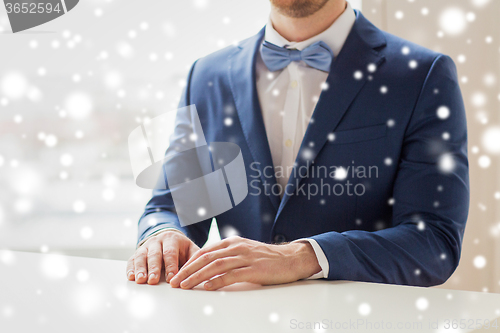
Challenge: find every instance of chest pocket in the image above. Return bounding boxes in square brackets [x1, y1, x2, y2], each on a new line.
[328, 123, 387, 145]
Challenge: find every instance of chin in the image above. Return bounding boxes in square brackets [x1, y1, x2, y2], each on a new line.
[270, 0, 330, 18]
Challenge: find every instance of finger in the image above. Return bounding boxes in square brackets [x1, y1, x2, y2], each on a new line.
[182, 242, 201, 266]
[171, 246, 239, 288]
[204, 267, 253, 291]
[147, 242, 162, 285]
[133, 247, 149, 284]
[181, 238, 234, 271]
[126, 257, 135, 281]
[162, 239, 180, 284]
[179, 256, 246, 289]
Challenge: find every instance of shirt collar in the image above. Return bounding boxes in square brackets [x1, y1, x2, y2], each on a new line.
[264, 1, 356, 57]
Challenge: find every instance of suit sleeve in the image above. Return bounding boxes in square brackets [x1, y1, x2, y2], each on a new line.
[310, 54, 469, 286]
[136, 60, 213, 248]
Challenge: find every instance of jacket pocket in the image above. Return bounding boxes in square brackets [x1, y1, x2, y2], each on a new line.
[328, 123, 387, 145]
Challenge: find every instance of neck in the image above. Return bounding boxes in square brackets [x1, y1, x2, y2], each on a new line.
[270, 0, 347, 42]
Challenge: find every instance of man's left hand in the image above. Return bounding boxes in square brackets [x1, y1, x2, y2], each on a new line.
[169, 236, 321, 291]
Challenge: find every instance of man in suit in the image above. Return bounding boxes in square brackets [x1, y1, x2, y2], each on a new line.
[126, 0, 469, 290]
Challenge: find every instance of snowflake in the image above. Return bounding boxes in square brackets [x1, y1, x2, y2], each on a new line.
[60, 154, 74, 167]
[334, 167, 347, 180]
[473, 255, 487, 269]
[358, 303, 371, 316]
[438, 154, 455, 173]
[478, 155, 491, 168]
[466, 12, 476, 22]
[301, 148, 314, 161]
[1, 71, 28, 99]
[128, 293, 156, 318]
[73, 200, 86, 213]
[102, 188, 115, 201]
[221, 226, 239, 238]
[41, 254, 69, 279]
[203, 305, 214, 316]
[415, 297, 429, 311]
[439, 8, 467, 36]
[417, 221, 426, 231]
[482, 127, 500, 154]
[197, 207, 207, 217]
[80, 226, 93, 239]
[76, 269, 90, 282]
[471, 91, 487, 107]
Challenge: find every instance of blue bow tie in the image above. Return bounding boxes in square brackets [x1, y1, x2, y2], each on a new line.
[261, 40, 334, 72]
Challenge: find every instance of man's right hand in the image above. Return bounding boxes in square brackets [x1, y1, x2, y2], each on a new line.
[126, 230, 200, 285]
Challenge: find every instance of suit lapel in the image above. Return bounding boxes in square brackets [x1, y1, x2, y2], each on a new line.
[228, 28, 281, 211]
[276, 11, 388, 217]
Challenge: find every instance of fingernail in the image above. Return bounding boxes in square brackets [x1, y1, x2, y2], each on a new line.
[180, 280, 189, 288]
[149, 273, 156, 281]
[127, 271, 134, 278]
[137, 272, 145, 279]
[205, 281, 212, 289]
[166, 272, 174, 282]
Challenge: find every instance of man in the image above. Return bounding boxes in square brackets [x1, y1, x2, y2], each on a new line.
[126, 0, 469, 290]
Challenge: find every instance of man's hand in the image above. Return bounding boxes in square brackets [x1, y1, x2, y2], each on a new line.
[169, 236, 321, 291]
[126, 230, 200, 285]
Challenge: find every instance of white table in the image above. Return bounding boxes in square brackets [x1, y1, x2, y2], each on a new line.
[1, 250, 499, 333]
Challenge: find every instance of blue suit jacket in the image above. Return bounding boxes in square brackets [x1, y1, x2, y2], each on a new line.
[137, 10, 469, 286]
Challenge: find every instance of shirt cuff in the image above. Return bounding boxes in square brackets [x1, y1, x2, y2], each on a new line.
[136, 228, 185, 249]
[292, 238, 329, 279]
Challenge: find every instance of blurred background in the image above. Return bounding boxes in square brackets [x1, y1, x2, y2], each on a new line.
[0, 0, 498, 293]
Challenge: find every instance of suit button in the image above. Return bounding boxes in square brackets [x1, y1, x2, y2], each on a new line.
[273, 234, 287, 243]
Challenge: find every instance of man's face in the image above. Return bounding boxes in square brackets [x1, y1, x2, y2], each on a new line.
[270, 0, 330, 18]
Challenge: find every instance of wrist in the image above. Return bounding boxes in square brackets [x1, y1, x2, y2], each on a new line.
[287, 241, 322, 280]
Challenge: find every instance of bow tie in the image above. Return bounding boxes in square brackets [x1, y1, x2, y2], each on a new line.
[261, 40, 334, 72]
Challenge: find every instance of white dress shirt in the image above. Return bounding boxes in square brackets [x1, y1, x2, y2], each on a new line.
[139, 2, 356, 280]
[256, 1, 355, 279]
